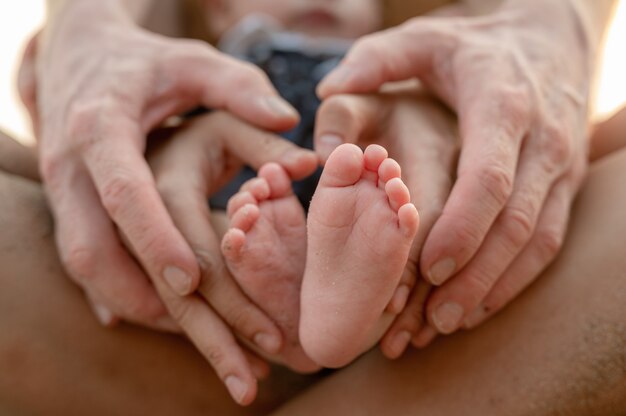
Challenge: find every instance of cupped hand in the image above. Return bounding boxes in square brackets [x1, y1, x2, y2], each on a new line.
[314, 89, 459, 358]
[21, 3, 299, 333]
[145, 112, 318, 404]
[317, 3, 590, 339]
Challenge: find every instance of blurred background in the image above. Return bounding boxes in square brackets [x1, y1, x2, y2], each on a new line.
[1, 1, 625, 144]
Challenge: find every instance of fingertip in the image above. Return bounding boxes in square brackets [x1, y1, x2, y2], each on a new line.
[225, 375, 257, 406]
[412, 326, 438, 349]
[382, 330, 411, 360]
[386, 284, 411, 314]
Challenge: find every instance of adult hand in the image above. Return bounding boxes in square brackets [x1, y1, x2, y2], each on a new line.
[146, 112, 318, 404]
[315, 90, 459, 358]
[318, 1, 590, 339]
[24, 1, 299, 331]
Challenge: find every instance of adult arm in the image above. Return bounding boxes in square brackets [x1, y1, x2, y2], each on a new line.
[317, 0, 617, 350]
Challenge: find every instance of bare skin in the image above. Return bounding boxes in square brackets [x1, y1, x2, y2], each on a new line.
[0, 107, 625, 413]
[222, 163, 318, 373]
[300, 144, 419, 368]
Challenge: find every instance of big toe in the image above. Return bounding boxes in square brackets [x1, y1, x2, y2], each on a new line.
[319, 143, 364, 188]
[258, 163, 293, 198]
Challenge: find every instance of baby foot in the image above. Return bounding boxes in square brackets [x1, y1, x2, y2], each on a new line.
[222, 163, 320, 373]
[300, 144, 419, 368]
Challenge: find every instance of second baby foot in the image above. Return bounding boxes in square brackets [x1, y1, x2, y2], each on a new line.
[222, 163, 319, 373]
[300, 144, 419, 368]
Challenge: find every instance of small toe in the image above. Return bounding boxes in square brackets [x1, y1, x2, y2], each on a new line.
[230, 203, 261, 233]
[258, 163, 293, 199]
[378, 158, 402, 186]
[222, 228, 246, 261]
[318, 143, 364, 188]
[241, 178, 271, 201]
[364, 144, 388, 172]
[385, 178, 411, 212]
[398, 203, 420, 238]
[227, 191, 257, 218]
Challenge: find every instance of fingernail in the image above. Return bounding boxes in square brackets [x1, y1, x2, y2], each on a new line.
[225, 375, 248, 405]
[262, 96, 298, 119]
[92, 303, 115, 327]
[317, 134, 343, 161]
[412, 326, 437, 348]
[163, 266, 192, 295]
[428, 258, 456, 285]
[464, 304, 489, 329]
[388, 331, 411, 359]
[254, 332, 281, 354]
[432, 302, 464, 334]
[388, 285, 411, 314]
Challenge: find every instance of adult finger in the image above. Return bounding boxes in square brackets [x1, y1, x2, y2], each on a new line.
[153, 282, 261, 406]
[317, 18, 457, 98]
[153, 40, 300, 132]
[314, 94, 391, 161]
[419, 85, 531, 288]
[423, 120, 573, 334]
[80, 111, 202, 298]
[212, 113, 319, 180]
[463, 176, 580, 329]
[46, 162, 172, 330]
[151, 121, 286, 356]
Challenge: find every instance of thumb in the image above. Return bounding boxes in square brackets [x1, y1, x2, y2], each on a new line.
[314, 94, 391, 162]
[317, 18, 456, 99]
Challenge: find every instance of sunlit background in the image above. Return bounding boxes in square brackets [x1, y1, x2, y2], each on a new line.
[1, 1, 625, 144]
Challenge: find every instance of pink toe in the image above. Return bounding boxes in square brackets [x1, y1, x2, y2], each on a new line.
[221, 228, 246, 260]
[227, 191, 256, 218]
[378, 158, 402, 185]
[398, 203, 420, 238]
[241, 178, 271, 201]
[258, 163, 293, 199]
[385, 178, 411, 212]
[318, 143, 364, 188]
[230, 203, 261, 233]
[363, 144, 388, 173]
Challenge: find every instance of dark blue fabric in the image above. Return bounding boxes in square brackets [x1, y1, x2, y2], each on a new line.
[208, 47, 342, 212]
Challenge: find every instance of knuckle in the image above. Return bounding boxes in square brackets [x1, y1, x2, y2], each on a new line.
[476, 164, 514, 207]
[65, 99, 103, 150]
[39, 153, 66, 185]
[539, 123, 574, 170]
[100, 174, 146, 219]
[168, 299, 194, 326]
[201, 344, 229, 371]
[499, 205, 535, 249]
[536, 227, 564, 259]
[445, 214, 484, 250]
[62, 245, 98, 282]
[497, 88, 532, 136]
[466, 271, 496, 300]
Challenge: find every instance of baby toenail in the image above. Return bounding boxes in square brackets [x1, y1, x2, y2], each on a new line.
[428, 258, 456, 285]
[432, 302, 464, 334]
